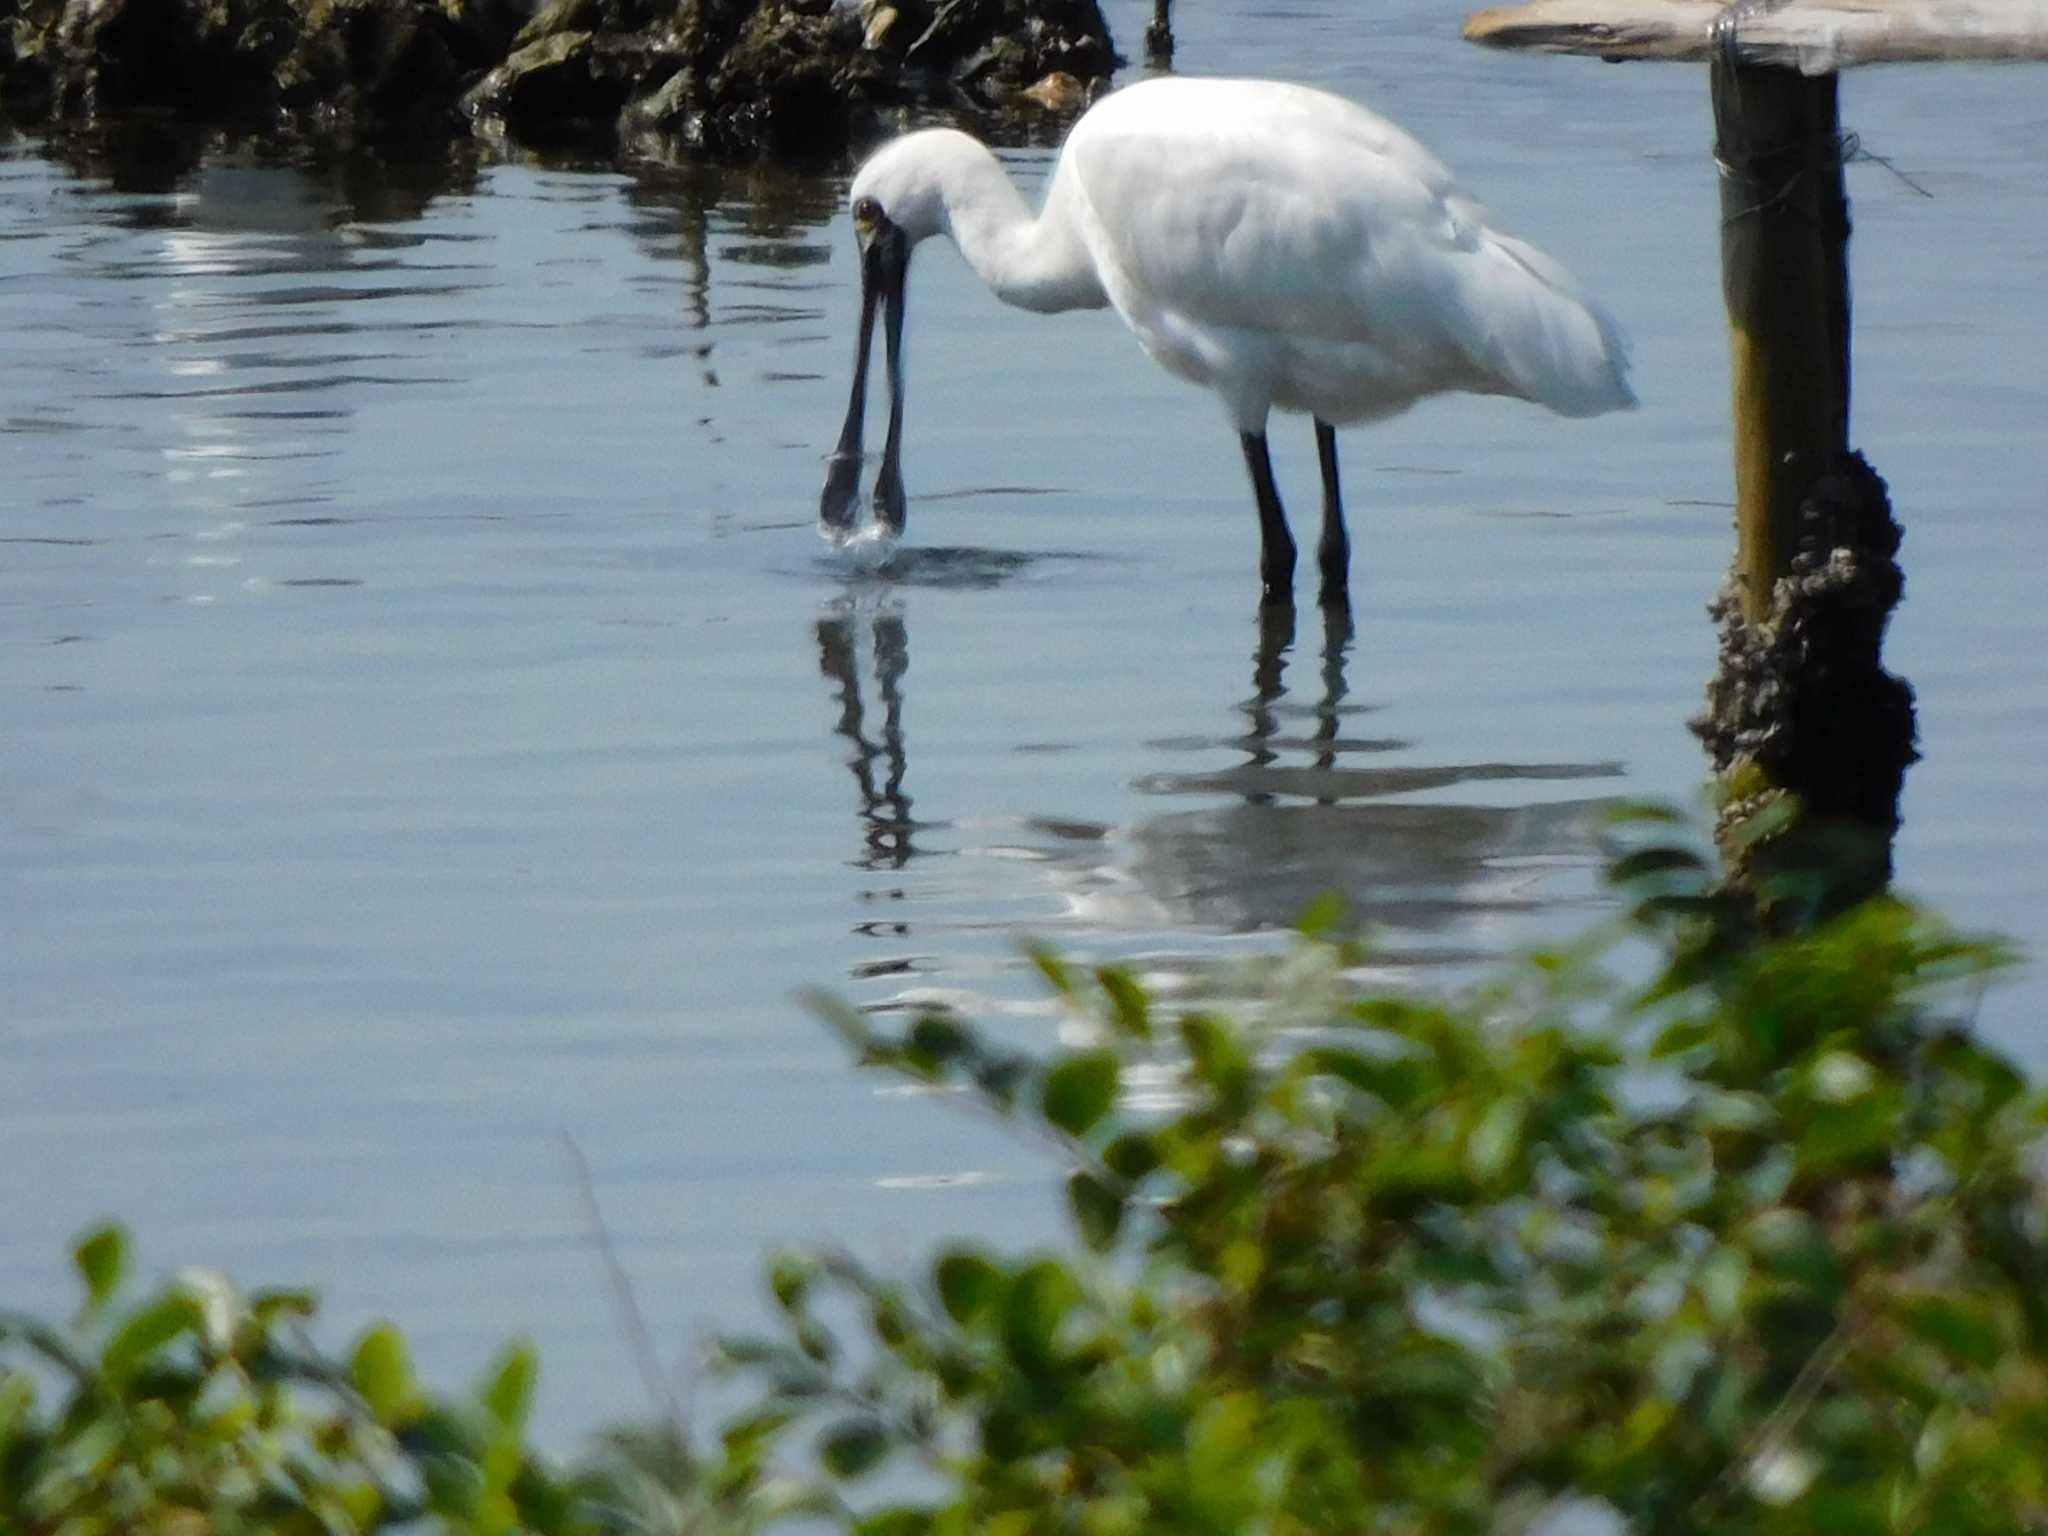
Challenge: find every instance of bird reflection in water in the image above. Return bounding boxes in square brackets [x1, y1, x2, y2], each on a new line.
[1240, 603, 1354, 809]
[816, 599, 918, 897]
[1123, 605, 1624, 950]
[812, 588, 1624, 998]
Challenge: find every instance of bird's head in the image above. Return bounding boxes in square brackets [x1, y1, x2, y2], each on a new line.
[848, 188, 911, 326]
[848, 129, 980, 249]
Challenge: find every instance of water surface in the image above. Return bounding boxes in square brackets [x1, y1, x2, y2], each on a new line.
[4, 1, 2045, 1438]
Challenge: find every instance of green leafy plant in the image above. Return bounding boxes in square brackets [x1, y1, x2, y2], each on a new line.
[708, 811, 2048, 1534]
[0, 1226, 813, 1535]
[0, 1221, 585, 1534]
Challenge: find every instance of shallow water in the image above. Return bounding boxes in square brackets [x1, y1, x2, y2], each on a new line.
[4, 0, 2045, 1438]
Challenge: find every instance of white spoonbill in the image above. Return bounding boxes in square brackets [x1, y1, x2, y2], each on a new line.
[820, 75, 1635, 608]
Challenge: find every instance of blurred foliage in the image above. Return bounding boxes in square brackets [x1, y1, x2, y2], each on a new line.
[722, 804, 2048, 1535]
[6, 805, 2048, 1533]
[0, 1225, 815, 1534]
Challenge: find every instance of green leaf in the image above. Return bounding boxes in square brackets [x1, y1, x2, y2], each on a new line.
[819, 1417, 891, 1478]
[769, 1251, 818, 1313]
[794, 1320, 837, 1366]
[1002, 1262, 1076, 1378]
[1095, 966, 1152, 1039]
[1465, 1097, 1527, 1183]
[1637, 893, 1727, 924]
[904, 1012, 973, 1072]
[0, 1309, 92, 1381]
[803, 988, 875, 1057]
[934, 1249, 1003, 1326]
[1368, 1338, 1484, 1404]
[1697, 1246, 1750, 1325]
[1295, 890, 1347, 938]
[1041, 1051, 1118, 1138]
[1697, 1088, 1774, 1133]
[1606, 846, 1708, 889]
[249, 1286, 319, 1324]
[1797, 1087, 1902, 1169]
[1602, 799, 1695, 828]
[1187, 1389, 1260, 1463]
[707, 1334, 789, 1369]
[1896, 1294, 2003, 1369]
[480, 1339, 538, 1432]
[1102, 1131, 1160, 1182]
[1650, 1016, 1713, 1060]
[1745, 1209, 1841, 1299]
[1781, 1486, 1889, 1535]
[1926, 1035, 2025, 1118]
[871, 1293, 910, 1348]
[351, 1322, 419, 1425]
[0, 1369, 37, 1443]
[1067, 1170, 1124, 1251]
[1180, 1013, 1248, 1090]
[720, 1407, 795, 1457]
[1295, 1044, 1430, 1109]
[856, 1508, 936, 1536]
[1029, 946, 1077, 998]
[411, 1404, 491, 1513]
[72, 1224, 126, 1309]
[101, 1290, 201, 1386]
[973, 1057, 1031, 1111]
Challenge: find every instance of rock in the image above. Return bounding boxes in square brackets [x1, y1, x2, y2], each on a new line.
[0, 0, 1119, 159]
[464, 27, 683, 131]
[1016, 67, 1082, 111]
[1, 0, 519, 128]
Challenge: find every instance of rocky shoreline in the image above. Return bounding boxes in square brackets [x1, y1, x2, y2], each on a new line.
[0, 0, 1120, 162]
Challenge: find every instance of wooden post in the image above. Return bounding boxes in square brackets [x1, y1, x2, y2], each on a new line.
[1704, 48, 1912, 919]
[1456, 0, 2043, 918]
[1711, 54, 1851, 620]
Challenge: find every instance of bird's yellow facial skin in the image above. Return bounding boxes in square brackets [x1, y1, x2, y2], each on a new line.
[852, 196, 884, 243]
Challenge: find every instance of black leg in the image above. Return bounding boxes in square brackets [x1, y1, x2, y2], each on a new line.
[1238, 431, 1296, 607]
[1314, 418, 1349, 608]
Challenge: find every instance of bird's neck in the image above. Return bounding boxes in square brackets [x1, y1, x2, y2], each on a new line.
[938, 151, 1105, 315]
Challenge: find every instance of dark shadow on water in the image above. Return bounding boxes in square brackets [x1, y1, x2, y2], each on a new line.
[812, 545, 1100, 592]
[36, 117, 484, 219]
[616, 160, 840, 338]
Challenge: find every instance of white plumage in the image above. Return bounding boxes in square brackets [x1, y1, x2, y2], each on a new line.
[821, 75, 1634, 607]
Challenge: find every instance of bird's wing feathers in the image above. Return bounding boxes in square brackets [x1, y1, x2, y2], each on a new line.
[1063, 79, 1477, 349]
[1058, 78, 1632, 415]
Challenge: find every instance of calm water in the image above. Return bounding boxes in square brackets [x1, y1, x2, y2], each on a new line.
[4, 0, 2045, 1439]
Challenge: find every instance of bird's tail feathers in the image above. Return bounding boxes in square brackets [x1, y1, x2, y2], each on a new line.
[1458, 228, 1636, 419]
